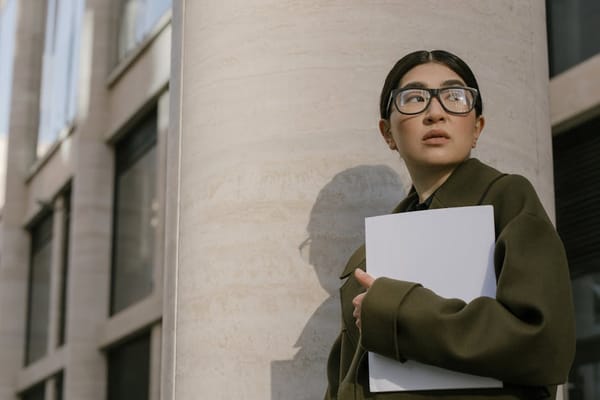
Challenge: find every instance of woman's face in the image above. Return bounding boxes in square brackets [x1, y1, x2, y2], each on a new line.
[379, 62, 484, 173]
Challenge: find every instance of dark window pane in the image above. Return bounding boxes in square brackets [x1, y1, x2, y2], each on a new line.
[553, 117, 600, 278]
[111, 111, 157, 314]
[553, 116, 600, 400]
[25, 213, 53, 365]
[55, 371, 64, 400]
[107, 333, 150, 400]
[569, 337, 600, 400]
[571, 274, 600, 340]
[59, 187, 71, 346]
[21, 381, 45, 400]
[570, 361, 600, 400]
[547, 0, 600, 76]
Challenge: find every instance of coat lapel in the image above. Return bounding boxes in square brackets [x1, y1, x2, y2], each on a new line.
[338, 158, 504, 279]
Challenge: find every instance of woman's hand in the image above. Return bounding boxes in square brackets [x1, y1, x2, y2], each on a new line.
[352, 269, 375, 331]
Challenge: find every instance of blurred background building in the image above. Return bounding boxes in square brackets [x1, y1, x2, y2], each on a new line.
[548, 1, 600, 399]
[0, 0, 597, 399]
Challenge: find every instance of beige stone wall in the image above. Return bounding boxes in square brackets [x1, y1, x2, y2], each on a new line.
[165, 1, 556, 399]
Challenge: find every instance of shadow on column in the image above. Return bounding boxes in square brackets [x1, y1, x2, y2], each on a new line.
[271, 164, 405, 400]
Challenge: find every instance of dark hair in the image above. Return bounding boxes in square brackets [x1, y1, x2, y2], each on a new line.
[379, 50, 483, 119]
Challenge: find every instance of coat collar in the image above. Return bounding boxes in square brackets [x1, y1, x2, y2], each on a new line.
[429, 158, 503, 209]
[339, 158, 504, 279]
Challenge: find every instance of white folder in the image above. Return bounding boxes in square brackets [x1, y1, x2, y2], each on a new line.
[365, 205, 502, 392]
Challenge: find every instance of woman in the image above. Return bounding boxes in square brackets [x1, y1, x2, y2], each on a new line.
[324, 50, 575, 400]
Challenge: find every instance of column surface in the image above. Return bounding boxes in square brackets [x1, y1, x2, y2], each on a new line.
[165, 1, 553, 399]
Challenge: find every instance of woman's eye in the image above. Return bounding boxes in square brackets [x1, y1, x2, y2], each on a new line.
[404, 92, 426, 103]
[444, 89, 466, 102]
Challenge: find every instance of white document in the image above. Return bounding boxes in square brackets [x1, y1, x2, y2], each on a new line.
[364, 205, 502, 392]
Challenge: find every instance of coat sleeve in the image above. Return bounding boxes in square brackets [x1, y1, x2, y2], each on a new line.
[324, 332, 342, 400]
[359, 175, 576, 386]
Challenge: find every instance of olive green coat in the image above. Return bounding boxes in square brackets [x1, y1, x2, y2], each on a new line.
[325, 158, 575, 400]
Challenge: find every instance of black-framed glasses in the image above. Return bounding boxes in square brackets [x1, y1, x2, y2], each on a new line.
[386, 86, 478, 116]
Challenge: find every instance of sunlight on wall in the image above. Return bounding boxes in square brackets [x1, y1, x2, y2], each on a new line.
[0, 136, 6, 208]
[0, 0, 17, 209]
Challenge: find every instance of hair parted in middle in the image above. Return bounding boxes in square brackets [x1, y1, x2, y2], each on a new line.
[379, 50, 483, 120]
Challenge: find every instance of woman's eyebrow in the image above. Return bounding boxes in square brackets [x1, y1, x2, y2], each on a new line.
[400, 79, 466, 89]
[400, 81, 427, 89]
[441, 79, 466, 87]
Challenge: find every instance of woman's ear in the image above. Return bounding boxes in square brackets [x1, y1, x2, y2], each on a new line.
[472, 116, 485, 148]
[378, 119, 397, 150]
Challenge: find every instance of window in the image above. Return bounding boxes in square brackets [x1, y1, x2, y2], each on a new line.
[546, 0, 600, 76]
[24, 187, 72, 365]
[0, 0, 17, 206]
[107, 333, 150, 400]
[36, 0, 85, 157]
[54, 371, 64, 400]
[111, 110, 158, 315]
[0, 0, 17, 137]
[553, 116, 600, 400]
[20, 382, 45, 400]
[116, 0, 171, 62]
[19, 373, 63, 400]
[25, 213, 53, 365]
[58, 187, 71, 346]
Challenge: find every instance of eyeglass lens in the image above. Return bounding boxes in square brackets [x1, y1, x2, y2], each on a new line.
[396, 88, 475, 114]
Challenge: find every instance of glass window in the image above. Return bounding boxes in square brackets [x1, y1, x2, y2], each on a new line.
[546, 0, 600, 76]
[116, 0, 171, 61]
[111, 111, 157, 315]
[37, 0, 85, 157]
[0, 0, 17, 207]
[25, 213, 54, 365]
[553, 116, 600, 400]
[569, 336, 600, 400]
[107, 333, 150, 400]
[20, 382, 45, 400]
[55, 371, 64, 400]
[58, 187, 71, 346]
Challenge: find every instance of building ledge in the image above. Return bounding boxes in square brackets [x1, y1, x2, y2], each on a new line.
[106, 11, 172, 88]
[550, 53, 600, 135]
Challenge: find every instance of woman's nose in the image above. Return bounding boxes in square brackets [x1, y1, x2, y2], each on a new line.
[424, 97, 446, 124]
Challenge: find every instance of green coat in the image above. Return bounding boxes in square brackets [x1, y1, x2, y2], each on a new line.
[325, 158, 575, 400]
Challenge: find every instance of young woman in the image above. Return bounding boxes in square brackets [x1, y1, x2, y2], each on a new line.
[324, 50, 575, 400]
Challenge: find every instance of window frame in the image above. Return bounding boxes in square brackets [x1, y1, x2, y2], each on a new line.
[109, 108, 158, 316]
[106, 330, 151, 400]
[24, 211, 54, 366]
[36, 0, 85, 159]
[113, 0, 172, 65]
[22, 183, 72, 371]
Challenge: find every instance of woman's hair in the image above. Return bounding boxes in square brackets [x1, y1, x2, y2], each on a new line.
[379, 50, 483, 119]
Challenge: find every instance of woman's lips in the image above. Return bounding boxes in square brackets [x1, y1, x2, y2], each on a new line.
[422, 129, 450, 144]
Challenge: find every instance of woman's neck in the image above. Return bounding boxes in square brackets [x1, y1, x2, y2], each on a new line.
[408, 164, 459, 203]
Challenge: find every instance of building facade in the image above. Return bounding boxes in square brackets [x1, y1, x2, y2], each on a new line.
[0, 1, 171, 399]
[0, 0, 597, 399]
[547, 0, 600, 399]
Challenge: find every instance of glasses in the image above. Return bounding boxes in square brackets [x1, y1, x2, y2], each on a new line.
[386, 86, 478, 116]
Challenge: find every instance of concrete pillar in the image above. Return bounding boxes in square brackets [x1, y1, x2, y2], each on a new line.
[63, 1, 113, 399]
[0, 1, 46, 398]
[163, 1, 555, 399]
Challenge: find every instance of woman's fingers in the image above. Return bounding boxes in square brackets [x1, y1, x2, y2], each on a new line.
[352, 293, 366, 330]
[352, 270, 375, 330]
[354, 268, 375, 289]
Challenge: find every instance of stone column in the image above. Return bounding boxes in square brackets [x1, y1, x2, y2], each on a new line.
[62, 1, 113, 399]
[163, 1, 555, 399]
[0, 2, 45, 398]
